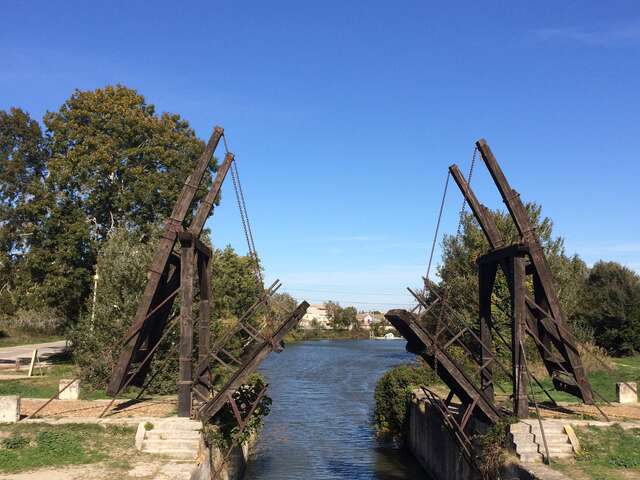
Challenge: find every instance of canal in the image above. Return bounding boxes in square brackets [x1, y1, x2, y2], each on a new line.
[244, 339, 430, 479]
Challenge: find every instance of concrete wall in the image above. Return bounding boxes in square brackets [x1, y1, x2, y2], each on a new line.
[408, 391, 481, 480]
[191, 435, 253, 480]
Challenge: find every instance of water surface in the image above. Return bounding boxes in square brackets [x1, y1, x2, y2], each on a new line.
[244, 339, 430, 480]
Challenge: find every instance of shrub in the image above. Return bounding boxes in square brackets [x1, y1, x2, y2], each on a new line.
[204, 374, 271, 449]
[374, 363, 436, 440]
[577, 261, 640, 355]
[0, 308, 65, 335]
[2, 435, 29, 450]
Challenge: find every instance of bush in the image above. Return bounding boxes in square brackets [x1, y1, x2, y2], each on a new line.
[204, 374, 271, 449]
[577, 261, 640, 355]
[70, 228, 155, 390]
[0, 308, 65, 335]
[374, 363, 436, 440]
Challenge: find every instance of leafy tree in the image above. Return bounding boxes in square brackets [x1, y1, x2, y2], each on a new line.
[71, 228, 155, 388]
[16, 85, 211, 322]
[269, 292, 297, 320]
[577, 261, 640, 355]
[72, 229, 264, 393]
[43, 85, 210, 240]
[427, 203, 589, 340]
[212, 245, 263, 323]
[324, 301, 357, 329]
[0, 108, 47, 313]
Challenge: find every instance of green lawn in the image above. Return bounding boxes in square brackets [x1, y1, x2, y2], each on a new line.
[552, 424, 640, 479]
[505, 355, 640, 405]
[0, 362, 140, 400]
[0, 423, 137, 473]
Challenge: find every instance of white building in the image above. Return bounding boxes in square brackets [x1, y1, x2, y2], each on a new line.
[299, 304, 331, 330]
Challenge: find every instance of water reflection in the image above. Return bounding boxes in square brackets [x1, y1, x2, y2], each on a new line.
[244, 339, 431, 480]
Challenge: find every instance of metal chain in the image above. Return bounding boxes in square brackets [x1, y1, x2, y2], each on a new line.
[425, 171, 450, 285]
[455, 146, 477, 239]
[224, 133, 267, 305]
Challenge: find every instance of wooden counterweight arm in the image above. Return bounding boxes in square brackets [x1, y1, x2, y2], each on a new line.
[189, 151, 235, 236]
[106, 126, 225, 396]
[449, 164, 503, 249]
[475, 138, 594, 404]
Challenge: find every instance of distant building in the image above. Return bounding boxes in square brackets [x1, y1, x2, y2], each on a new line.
[356, 311, 385, 330]
[299, 303, 331, 330]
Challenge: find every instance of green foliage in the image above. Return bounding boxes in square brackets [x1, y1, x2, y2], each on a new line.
[578, 261, 640, 355]
[71, 227, 263, 395]
[373, 363, 437, 439]
[431, 203, 588, 336]
[2, 435, 29, 450]
[476, 419, 512, 480]
[70, 227, 155, 389]
[0, 108, 47, 307]
[552, 425, 640, 479]
[205, 374, 271, 449]
[1, 85, 210, 324]
[270, 292, 297, 320]
[0, 308, 65, 335]
[0, 423, 134, 473]
[212, 245, 263, 322]
[324, 301, 358, 330]
[43, 85, 209, 241]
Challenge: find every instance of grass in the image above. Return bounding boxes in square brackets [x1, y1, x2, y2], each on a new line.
[284, 328, 371, 342]
[552, 424, 640, 479]
[0, 423, 136, 473]
[501, 355, 640, 405]
[0, 361, 140, 400]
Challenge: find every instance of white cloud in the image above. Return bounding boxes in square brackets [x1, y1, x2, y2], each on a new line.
[533, 21, 640, 46]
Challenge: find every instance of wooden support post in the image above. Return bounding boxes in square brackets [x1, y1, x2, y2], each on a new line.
[195, 249, 212, 397]
[511, 255, 528, 418]
[479, 262, 498, 402]
[178, 236, 195, 417]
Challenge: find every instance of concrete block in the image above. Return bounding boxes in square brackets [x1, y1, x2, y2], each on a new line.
[0, 396, 20, 423]
[58, 379, 80, 400]
[616, 382, 637, 404]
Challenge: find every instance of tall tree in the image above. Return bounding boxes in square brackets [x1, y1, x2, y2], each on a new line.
[0, 108, 47, 312]
[43, 85, 210, 240]
[427, 203, 589, 340]
[19, 85, 212, 321]
[578, 261, 640, 355]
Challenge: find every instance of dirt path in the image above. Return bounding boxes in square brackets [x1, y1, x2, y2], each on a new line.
[21, 397, 177, 419]
[0, 459, 193, 480]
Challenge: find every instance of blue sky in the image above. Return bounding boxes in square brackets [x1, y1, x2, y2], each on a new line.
[2, 1, 639, 310]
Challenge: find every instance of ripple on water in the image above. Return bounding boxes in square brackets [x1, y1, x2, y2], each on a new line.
[244, 339, 431, 480]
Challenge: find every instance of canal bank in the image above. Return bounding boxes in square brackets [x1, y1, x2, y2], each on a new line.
[245, 339, 429, 479]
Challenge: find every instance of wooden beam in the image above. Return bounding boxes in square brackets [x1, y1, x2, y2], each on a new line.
[476, 138, 593, 404]
[385, 309, 502, 424]
[178, 238, 195, 417]
[198, 301, 309, 423]
[107, 127, 225, 396]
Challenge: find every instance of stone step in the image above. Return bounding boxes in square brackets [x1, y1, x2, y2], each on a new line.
[541, 444, 574, 454]
[510, 433, 535, 443]
[517, 452, 543, 463]
[146, 431, 200, 440]
[141, 447, 197, 459]
[511, 422, 564, 432]
[143, 439, 199, 450]
[532, 433, 570, 444]
[152, 420, 201, 431]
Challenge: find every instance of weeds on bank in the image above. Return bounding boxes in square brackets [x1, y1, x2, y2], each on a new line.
[0, 423, 135, 473]
[553, 424, 640, 480]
